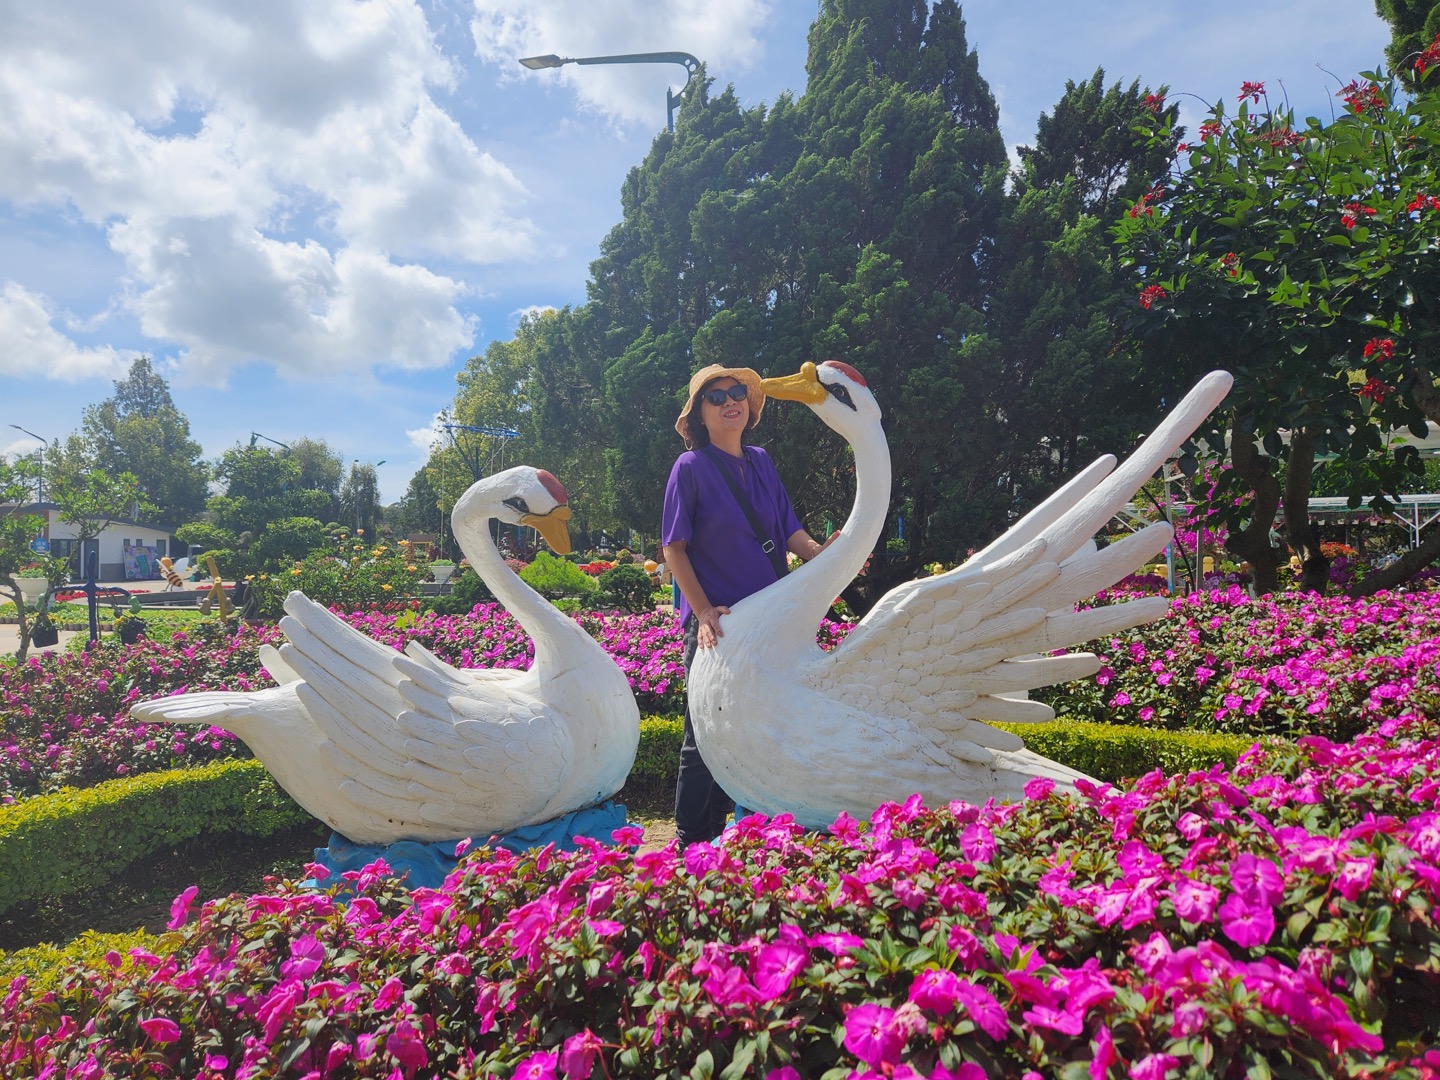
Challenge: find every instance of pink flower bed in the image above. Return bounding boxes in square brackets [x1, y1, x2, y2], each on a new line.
[1038, 586, 1440, 742]
[3, 721, 1437, 1074]
[0, 625, 278, 802]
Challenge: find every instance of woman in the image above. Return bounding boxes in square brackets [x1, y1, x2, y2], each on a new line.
[662, 363, 836, 848]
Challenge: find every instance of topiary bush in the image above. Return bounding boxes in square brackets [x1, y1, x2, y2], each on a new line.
[596, 563, 657, 613]
[426, 567, 496, 616]
[519, 551, 600, 601]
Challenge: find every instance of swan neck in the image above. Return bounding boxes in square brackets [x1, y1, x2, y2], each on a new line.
[772, 418, 891, 637]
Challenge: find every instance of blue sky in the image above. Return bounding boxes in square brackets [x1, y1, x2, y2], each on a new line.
[0, 1, 1391, 505]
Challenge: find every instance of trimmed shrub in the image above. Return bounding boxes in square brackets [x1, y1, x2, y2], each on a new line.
[0, 760, 310, 915]
[519, 551, 599, 600]
[0, 930, 159, 996]
[596, 563, 657, 613]
[426, 567, 496, 615]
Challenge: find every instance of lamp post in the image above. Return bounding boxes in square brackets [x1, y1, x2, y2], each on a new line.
[249, 431, 291, 451]
[9, 424, 49, 551]
[518, 51, 700, 131]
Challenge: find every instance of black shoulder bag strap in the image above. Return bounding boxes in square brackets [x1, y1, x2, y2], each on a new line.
[697, 444, 789, 580]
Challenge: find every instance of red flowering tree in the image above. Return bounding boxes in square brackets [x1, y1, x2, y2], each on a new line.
[1116, 45, 1440, 596]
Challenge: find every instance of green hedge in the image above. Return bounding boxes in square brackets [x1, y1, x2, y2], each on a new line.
[0, 760, 311, 916]
[0, 929, 160, 994]
[626, 715, 1261, 792]
[0, 719, 1258, 918]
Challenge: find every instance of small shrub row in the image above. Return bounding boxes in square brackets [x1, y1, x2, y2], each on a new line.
[632, 715, 1258, 791]
[0, 760, 310, 916]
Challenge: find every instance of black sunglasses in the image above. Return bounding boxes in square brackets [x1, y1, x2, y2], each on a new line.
[700, 384, 749, 407]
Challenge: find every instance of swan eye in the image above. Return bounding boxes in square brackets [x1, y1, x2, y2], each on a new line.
[824, 381, 857, 411]
[503, 496, 530, 514]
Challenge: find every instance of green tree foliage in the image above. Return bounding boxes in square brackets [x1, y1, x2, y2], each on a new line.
[986, 72, 1179, 511]
[1375, 0, 1440, 89]
[0, 455, 51, 659]
[536, 0, 1016, 606]
[338, 461, 383, 540]
[47, 466, 152, 563]
[283, 437, 345, 516]
[76, 357, 209, 524]
[1116, 64, 1440, 595]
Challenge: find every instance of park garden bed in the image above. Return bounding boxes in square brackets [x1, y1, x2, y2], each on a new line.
[1, 588, 1438, 1074]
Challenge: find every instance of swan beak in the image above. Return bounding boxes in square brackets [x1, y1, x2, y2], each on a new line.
[522, 506, 573, 555]
[760, 361, 827, 405]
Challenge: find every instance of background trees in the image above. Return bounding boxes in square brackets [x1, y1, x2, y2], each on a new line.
[74, 358, 209, 524]
[1116, 53, 1440, 595]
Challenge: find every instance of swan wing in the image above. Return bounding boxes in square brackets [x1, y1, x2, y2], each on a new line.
[815, 370, 1231, 747]
[277, 592, 568, 828]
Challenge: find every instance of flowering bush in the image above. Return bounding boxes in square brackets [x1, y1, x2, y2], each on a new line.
[577, 560, 617, 577]
[1038, 587, 1440, 741]
[246, 539, 429, 620]
[3, 722, 1437, 1075]
[0, 625, 277, 802]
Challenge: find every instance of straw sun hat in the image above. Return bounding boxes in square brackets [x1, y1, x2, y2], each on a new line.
[674, 364, 766, 444]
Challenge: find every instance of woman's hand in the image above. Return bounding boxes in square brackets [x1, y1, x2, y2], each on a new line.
[695, 604, 732, 649]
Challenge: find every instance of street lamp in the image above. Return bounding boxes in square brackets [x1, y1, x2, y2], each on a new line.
[249, 431, 291, 451]
[518, 51, 701, 131]
[8, 425, 49, 551]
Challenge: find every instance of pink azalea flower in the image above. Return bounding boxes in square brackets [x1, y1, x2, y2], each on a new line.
[138, 1016, 180, 1043]
[843, 1003, 917, 1067]
[386, 1021, 428, 1071]
[1218, 893, 1276, 948]
[513, 1050, 559, 1080]
[167, 884, 199, 930]
[559, 1029, 605, 1078]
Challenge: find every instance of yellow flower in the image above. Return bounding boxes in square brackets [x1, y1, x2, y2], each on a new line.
[406, 564, 417, 571]
[291, 569, 302, 576]
[381, 584, 393, 591]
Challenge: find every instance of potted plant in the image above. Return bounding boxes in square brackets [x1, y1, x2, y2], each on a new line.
[30, 607, 59, 647]
[113, 597, 148, 645]
[429, 558, 457, 584]
[14, 562, 48, 605]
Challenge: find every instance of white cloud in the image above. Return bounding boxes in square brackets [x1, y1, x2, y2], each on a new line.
[0, 0, 529, 385]
[407, 415, 447, 456]
[470, 0, 777, 128]
[0, 282, 127, 382]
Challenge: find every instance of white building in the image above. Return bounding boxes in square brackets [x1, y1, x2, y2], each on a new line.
[7, 502, 179, 581]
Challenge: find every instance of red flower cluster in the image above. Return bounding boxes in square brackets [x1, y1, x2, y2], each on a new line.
[1416, 32, 1440, 75]
[1219, 252, 1240, 278]
[1128, 185, 1164, 219]
[1363, 337, 1396, 363]
[1340, 203, 1377, 229]
[1338, 80, 1386, 115]
[1138, 284, 1168, 310]
[1407, 193, 1440, 213]
[1237, 81, 1265, 104]
[1255, 126, 1303, 150]
[1357, 377, 1390, 404]
[1199, 120, 1223, 141]
[1143, 93, 1165, 113]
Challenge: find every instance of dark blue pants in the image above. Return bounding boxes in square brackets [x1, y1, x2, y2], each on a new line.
[674, 615, 735, 847]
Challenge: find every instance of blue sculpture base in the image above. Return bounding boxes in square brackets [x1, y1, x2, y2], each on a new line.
[309, 800, 630, 891]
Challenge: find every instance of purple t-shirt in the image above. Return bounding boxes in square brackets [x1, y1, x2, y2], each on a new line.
[662, 444, 803, 625]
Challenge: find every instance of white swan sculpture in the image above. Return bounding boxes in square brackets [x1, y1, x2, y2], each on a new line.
[688, 361, 1232, 830]
[131, 466, 639, 846]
